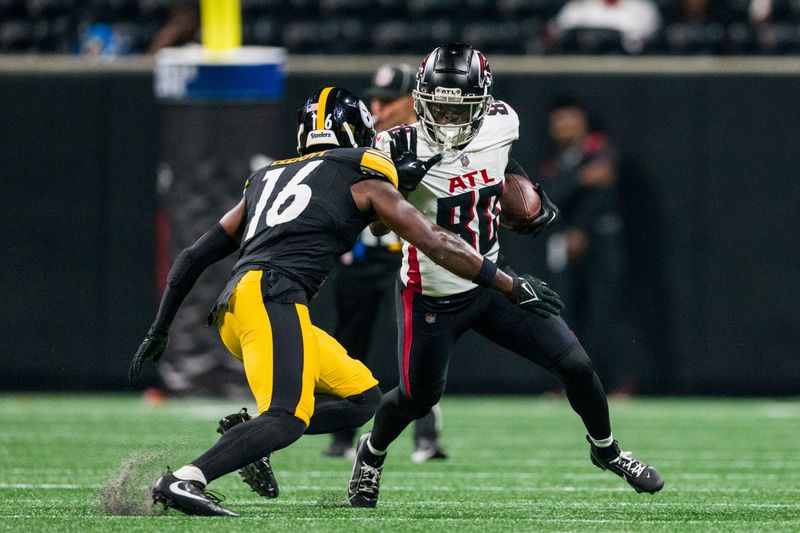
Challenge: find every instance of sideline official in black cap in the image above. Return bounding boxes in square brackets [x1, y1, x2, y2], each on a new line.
[364, 63, 417, 131]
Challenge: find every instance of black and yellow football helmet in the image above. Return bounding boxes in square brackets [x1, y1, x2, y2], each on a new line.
[296, 87, 376, 155]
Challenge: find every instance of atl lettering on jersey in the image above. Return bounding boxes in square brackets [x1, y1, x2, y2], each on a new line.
[376, 101, 519, 297]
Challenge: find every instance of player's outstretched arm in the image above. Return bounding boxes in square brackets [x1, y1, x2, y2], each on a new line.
[351, 179, 564, 318]
[128, 200, 246, 380]
[369, 126, 442, 237]
[353, 179, 508, 291]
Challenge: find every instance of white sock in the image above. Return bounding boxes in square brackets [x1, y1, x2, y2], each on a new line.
[590, 433, 614, 448]
[366, 438, 387, 456]
[173, 465, 207, 486]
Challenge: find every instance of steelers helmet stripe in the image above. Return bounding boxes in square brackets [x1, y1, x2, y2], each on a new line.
[316, 87, 334, 131]
[360, 151, 399, 189]
[297, 86, 376, 155]
[366, 148, 393, 164]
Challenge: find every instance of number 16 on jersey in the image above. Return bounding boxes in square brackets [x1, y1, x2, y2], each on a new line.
[243, 160, 322, 242]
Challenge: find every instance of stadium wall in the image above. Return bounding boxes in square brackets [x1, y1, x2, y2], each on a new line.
[1, 57, 798, 395]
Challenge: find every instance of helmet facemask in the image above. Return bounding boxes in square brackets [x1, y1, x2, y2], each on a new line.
[414, 87, 493, 149]
[412, 44, 494, 150]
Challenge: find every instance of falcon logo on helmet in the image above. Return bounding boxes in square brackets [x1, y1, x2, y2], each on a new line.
[413, 43, 494, 149]
[296, 87, 377, 155]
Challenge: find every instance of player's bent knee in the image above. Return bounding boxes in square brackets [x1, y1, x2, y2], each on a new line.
[551, 343, 596, 381]
[259, 408, 309, 431]
[408, 391, 443, 419]
[394, 386, 438, 419]
[405, 375, 446, 403]
[361, 385, 382, 412]
[411, 402, 435, 420]
[346, 385, 382, 427]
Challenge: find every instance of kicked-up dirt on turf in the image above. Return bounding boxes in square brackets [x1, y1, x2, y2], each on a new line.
[100, 452, 171, 516]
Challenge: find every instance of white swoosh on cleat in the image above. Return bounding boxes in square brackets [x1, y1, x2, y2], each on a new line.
[169, 481, 208, 502]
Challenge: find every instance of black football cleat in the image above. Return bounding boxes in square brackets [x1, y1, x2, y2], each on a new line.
[152, 470, 238, 516]
[239, 457, 280, 499]
[217, 408, 280, 499]
[588, 436, 664, 494]
[348, 432, 385, 508]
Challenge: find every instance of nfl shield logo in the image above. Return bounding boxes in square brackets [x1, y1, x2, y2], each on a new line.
[425, 313, 436, 324]
[460, 154, 470, 167]
[374, 66, 395, 87]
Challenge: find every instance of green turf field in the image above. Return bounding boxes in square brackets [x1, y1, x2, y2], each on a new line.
[1, 394, 798, 532]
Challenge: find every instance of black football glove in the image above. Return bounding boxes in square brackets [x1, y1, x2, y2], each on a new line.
[128, 330, 168, 380]
[511, 274, 565, 318]
[388, 125, 443, 192]
[512, 183, 561, 237]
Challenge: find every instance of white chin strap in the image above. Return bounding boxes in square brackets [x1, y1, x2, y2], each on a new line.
[435, 123, 474, 151]
[438, 126, 460, 150]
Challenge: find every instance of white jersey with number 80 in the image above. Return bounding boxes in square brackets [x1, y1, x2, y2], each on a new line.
[375, 101, 519, 297]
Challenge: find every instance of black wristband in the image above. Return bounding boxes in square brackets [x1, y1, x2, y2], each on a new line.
[473, 257, 498, 288]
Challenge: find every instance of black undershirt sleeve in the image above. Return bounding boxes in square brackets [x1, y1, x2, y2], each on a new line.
[505, 157, 528, 177]
[150, 223, 239, 334]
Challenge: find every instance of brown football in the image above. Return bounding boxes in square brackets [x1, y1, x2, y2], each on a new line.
[499, 172, 542, 229]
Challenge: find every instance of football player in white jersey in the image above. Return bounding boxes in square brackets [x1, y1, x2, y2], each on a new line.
[349, 43, 663, 509]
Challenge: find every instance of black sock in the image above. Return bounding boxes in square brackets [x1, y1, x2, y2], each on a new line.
[192, 410, 305, 483]
[594, 439, 621, 459]
[369, 387, 418, 451]
[305, 385, 381, 435]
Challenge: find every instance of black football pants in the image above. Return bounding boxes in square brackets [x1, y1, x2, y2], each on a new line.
[369, 283, 612, 451]
[330, 260, 439, 446]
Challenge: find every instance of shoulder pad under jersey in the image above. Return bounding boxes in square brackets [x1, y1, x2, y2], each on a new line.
[326, 147, 398, 189]
[468, 100, 519, 151]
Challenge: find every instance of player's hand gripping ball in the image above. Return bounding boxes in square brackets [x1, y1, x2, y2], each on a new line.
[499, 172, 542, 229]
[500, 175, 560, 236]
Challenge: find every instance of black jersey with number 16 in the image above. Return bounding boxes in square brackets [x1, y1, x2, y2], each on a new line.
[228, 147, 398, 300]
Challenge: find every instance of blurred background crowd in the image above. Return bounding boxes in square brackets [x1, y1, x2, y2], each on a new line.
[2, 1, 798, 413]
[3, 0, 800, 56]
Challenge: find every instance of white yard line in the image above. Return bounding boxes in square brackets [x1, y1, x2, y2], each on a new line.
[0, 483, 97, 489]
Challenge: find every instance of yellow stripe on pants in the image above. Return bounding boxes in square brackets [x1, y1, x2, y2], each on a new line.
[217, 270, 318, 425]
[217, 270, 378, 426]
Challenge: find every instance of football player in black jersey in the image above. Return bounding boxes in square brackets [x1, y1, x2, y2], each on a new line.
[127, 86, 564, 517]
